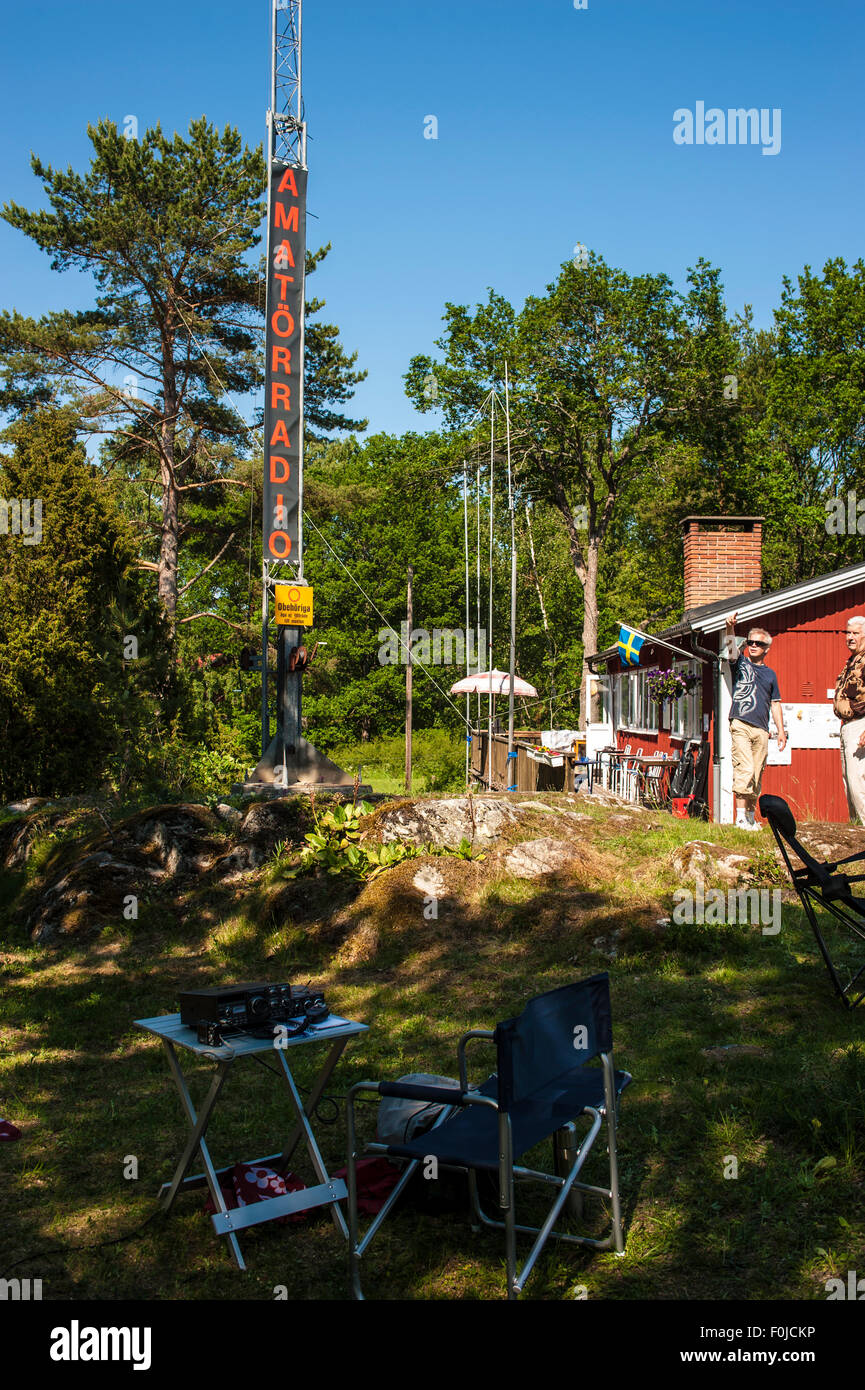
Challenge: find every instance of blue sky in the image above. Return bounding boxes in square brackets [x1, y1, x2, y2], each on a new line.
[1, 0, 863, 437]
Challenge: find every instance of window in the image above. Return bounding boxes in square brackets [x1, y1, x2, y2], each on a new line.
[621, 668, 658, 733]
[671, 662, 702, 739]
[598, 675, 612, 725]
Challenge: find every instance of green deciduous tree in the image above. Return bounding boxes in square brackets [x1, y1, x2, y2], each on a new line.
[744, 258, 865, 588]
[301, 432, 472, 747]
[408, 256, 738, 724]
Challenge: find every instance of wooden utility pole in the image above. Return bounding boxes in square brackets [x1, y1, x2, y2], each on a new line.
[405, 564, 413, 794]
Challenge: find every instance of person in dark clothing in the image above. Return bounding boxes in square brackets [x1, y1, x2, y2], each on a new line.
[723, 612, 787, 830]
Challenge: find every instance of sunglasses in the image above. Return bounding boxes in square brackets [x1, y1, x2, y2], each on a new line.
[747, 640, 768, 649]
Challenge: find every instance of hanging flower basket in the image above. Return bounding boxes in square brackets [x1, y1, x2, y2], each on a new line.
[646, 667, 700, 703]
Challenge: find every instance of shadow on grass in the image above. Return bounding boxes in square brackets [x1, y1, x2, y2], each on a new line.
[2, 856, 864, 1301]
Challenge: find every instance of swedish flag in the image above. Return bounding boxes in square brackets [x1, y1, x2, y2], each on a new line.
[617, 625, 644, 667]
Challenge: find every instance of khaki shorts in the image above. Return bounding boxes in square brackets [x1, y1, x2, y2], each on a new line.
[730, 719, 769, 798]
[840, 716, 865, 824]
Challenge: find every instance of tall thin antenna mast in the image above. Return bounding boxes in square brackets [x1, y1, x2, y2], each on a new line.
[476, 452, 481, 732]
[258, 0, 309, 782]
[264, 0, 307, 588]
[248, 1, 355, 792]
[261, 0, 305, 757]
[270, 0, 306, 168]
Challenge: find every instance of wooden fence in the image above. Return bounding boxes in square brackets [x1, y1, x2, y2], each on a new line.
[469, 731, 576, 793]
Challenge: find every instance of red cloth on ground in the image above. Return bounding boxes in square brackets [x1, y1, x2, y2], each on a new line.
[204, 1163, 308, 1225]
[331, 1157, 403, 1214]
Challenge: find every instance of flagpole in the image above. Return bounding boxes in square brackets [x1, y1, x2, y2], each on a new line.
[618, 625, 709, 666]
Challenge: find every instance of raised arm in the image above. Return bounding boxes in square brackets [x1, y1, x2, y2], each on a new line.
[723, 611, 740, 662]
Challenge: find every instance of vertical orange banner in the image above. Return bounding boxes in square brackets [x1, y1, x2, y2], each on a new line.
[264, 164, 306, 561]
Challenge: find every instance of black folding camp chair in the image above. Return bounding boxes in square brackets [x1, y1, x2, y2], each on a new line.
[346, 972, 631, 1300]
[759, 794, 865, 1009]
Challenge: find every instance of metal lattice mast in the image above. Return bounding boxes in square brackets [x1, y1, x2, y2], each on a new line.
[269, 0, 307, 171]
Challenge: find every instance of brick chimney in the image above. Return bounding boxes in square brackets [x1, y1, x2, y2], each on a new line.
[682, 516, 763, 613]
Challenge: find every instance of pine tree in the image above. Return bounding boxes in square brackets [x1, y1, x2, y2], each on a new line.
[0, 118, 365, 626]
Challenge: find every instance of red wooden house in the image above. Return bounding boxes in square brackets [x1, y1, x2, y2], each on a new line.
[587, 517, 865, 824]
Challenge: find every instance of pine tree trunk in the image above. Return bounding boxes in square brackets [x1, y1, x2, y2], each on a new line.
[158, 465, 179, 621]
[157, 352, 179, 622]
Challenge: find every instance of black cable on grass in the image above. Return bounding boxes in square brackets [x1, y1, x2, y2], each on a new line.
[247, 1051, 364, 1125]
[1, 1204, 168, 1278]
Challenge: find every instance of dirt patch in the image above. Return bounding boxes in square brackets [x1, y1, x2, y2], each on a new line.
[701, 1045, 769, 1062]
[779, 821, 865, 867]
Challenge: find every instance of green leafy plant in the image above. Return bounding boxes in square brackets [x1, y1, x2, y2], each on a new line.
[437, 836, 486, 862]
[362, 841, 422, 878]
[746, 847, 788, 886]
[281, 800, 378, 880]
[277, 800, 488, 882]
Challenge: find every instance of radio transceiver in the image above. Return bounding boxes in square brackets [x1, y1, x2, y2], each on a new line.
[179, 982, 329, 1040]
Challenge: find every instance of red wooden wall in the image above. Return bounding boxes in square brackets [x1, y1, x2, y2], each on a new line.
[608, 580, 865, 823]
[744, 585, 865, 824]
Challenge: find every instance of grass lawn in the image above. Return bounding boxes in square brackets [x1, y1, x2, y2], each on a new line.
[1, 794, 864, 1301]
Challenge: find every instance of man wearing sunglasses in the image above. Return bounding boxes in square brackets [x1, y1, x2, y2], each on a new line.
[723, 612, 787, 830]
[833, 616, 865, 823]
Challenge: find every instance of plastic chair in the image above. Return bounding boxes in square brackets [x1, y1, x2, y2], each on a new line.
[594, 748, 617, 791]
[346, 972, 631, 1300]
[642, 760, 666, 807]
[759, 794, 865, 1008]
[620, 748, 643, 803]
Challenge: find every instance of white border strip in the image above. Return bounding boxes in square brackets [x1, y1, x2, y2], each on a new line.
[694, 564, 865, 633]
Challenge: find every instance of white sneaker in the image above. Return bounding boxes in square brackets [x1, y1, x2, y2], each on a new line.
[738, 812, 760, 832]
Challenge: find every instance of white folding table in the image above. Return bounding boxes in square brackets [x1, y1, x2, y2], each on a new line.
[135, 1011, 368, 1271]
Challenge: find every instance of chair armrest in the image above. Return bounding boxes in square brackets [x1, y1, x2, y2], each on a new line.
[831, 849, 865, 869]
[458, 1029, 495, 1090]
[377, 1081, 469, 1106]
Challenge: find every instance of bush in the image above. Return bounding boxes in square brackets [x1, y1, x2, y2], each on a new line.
[327, 729, 466, 794]
[0, 408, 175, 801]
[117, 724, 251, 803]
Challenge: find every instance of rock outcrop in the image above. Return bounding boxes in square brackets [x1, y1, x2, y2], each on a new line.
[670, 841, 756, 885]
[376, 797, 517, 849]
[504, 838, 580, 879]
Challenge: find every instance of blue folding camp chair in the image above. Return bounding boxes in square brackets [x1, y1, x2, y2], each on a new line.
[346, 972, 631, 1300]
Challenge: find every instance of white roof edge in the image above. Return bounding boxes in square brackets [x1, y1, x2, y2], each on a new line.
[695, 564, 865, 634]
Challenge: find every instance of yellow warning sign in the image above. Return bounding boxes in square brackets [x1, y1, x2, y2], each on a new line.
[275, 584, 314, 628]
